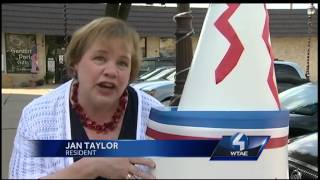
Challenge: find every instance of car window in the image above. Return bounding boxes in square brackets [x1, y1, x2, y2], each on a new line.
[275, 64, 302, 81]
[290, 103, 318, 116]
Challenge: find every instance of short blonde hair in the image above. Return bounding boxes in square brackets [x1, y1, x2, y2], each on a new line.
[65, 17, 141, 82]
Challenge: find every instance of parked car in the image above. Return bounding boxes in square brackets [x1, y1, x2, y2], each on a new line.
[132, 70, 175, 103]
[131, 66, 175, 87]
[136, 66, 174, 82]
[133, 60, 309, 105]
[143, 67, 175, 82]
[279, 82, 318, 138]
[274, 60, 309, 93]
[288, 132, 318, 179]
[139, 56, 175, 76]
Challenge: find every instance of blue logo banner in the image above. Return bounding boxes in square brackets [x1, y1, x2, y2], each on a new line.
[210, 133, 270, 160]
[32, 134, 269, 161]
[32, 140, 218, 157]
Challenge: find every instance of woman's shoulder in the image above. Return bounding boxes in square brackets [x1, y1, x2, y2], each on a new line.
[17, 81, 73, 139]
[23, 80, 72, 115]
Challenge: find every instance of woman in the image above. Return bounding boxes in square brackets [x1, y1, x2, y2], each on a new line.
[9, 17, 162, 179]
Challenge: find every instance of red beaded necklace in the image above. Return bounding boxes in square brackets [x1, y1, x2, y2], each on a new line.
[71, 82, 128, 134]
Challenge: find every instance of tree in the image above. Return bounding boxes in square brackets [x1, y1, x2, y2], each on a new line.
[105, 3, 131, 21]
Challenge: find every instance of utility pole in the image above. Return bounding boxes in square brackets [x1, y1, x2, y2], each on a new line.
[171, 3, 194, 106]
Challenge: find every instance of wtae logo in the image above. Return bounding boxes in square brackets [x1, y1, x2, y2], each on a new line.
[210, 132, 269, 161]
[230, 133, 249, 156]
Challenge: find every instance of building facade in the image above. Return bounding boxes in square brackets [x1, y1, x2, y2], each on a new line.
[2, 3, 318, 87]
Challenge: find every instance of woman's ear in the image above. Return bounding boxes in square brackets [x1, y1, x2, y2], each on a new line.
[71, 65, 79, 79]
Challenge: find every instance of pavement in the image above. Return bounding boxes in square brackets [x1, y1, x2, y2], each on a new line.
[1, 84, 59, 179]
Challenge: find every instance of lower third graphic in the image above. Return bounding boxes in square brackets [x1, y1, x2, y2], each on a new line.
[210, 132, 269, 161]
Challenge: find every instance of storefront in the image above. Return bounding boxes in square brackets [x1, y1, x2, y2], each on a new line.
[2, 33, 44, 87]
[1, 33, 69, 87]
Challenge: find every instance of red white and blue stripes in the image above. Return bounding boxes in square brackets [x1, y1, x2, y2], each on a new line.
[147, 108, 288, 149]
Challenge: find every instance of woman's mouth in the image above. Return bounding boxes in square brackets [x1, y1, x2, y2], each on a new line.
[97, 82, 116, 90]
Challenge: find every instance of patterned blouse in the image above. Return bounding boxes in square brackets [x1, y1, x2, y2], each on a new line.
[9, 80, 163, 179]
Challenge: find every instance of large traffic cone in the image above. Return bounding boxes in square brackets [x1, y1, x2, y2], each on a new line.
[179, 3, 280, 111]
[147, 3, 288, 178]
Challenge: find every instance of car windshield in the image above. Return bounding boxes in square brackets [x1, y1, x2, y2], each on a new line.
[279, 82, 318, 115]
[139, 67, 167, 80]
[289, 133, 318, 156]
[146, 68, 175, 81]
[288, 132, 318, 167]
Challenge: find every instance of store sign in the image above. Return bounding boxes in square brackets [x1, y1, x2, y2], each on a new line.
[47, 58, 55, 72]
[5, 33, 37, 73]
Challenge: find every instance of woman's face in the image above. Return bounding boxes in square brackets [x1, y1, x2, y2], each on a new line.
[75, 37, 132, 106]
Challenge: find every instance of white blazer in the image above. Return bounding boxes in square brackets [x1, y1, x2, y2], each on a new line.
[9, 80, 163, 179]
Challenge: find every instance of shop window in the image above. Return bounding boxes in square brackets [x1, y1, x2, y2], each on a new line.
[5, 33, 38, 73]
[160, 37, 175, 57]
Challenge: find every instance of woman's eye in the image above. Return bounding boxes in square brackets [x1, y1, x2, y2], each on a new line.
[118, 61, 129, 67]
[93, 56, 106, 63]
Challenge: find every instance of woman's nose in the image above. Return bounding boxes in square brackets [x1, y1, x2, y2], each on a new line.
[102, 62, 117, 78]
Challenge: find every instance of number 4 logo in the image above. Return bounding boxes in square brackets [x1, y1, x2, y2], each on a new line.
[231, 132, 249, 151]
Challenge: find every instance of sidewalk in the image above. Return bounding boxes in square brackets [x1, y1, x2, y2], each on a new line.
[2, 84, 58, 95]
[1, 84, 58, 179]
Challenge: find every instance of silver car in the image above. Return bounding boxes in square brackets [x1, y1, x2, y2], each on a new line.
[132, 70, 175, 104]
[137, 66, 174, 82]
[279, 82, 318, 138]
[133, 60, 309, 106]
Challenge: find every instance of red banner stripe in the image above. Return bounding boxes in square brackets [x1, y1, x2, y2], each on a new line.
[146, 127, 219, 140]
[214, 4, 244, 84]
[263, 4, 280, 109]
[264, 136, 288, 149]
[146, 127, 287, 149]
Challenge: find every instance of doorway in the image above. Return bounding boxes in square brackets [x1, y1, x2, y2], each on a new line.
[45, 35, 68, 84]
